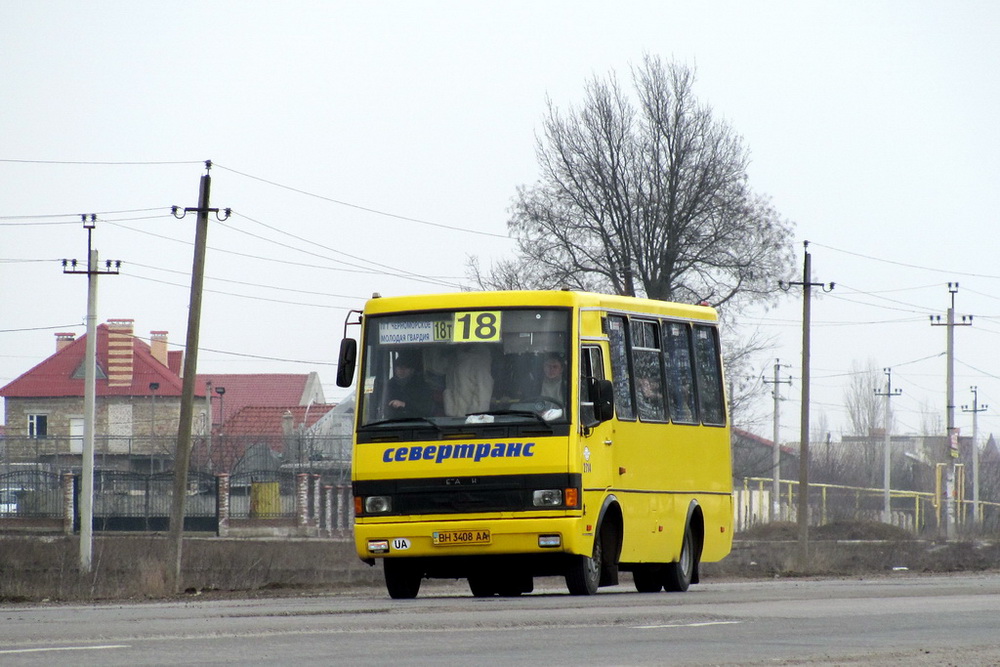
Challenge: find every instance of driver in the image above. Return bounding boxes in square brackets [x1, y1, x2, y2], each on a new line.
[386, 351, 433, 419]
[538, 353, 566, 405]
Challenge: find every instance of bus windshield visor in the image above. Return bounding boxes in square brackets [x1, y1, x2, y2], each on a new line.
[359, 308, 571, 427]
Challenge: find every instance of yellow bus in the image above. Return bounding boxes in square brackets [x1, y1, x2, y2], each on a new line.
[336, 290, 732, 598]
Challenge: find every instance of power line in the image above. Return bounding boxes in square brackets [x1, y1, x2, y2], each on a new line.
[233, 211, 466, 285]
[0, 158, 201, 166]
[0, 207, 172, 221]
[213, 162, 512, 240]
[106, 218, 466, 288]
[128, 261, 366, 301]
[124, 272, 358, 309]
[812, 241, 1000, 280]
[0, 323, 84, 333]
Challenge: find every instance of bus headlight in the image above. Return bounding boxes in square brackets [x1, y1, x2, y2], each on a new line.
[533, 489, 563, 507]
[364, 495, 392, 514]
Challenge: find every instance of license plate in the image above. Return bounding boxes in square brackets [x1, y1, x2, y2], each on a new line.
[432, 529, 491, 546]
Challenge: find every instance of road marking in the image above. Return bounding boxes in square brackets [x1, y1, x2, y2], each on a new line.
[634, 620, 742, 629]
[0, 644, 129, 655]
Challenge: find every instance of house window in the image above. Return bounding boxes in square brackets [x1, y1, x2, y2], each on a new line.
[28, 414, 48, 439]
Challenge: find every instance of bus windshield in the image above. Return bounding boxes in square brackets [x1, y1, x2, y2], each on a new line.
[358, 307, 571, 428]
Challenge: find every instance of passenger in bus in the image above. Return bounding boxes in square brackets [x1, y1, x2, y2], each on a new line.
[636, 375, 665, 421]
[386, 351, 433, 419]
[443, 345, 493, 416]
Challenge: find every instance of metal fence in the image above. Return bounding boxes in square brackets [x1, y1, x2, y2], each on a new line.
[0, 469, 63, 518]
[736, 475, 1000, 535]
[0, 434, 352, 477]
[82, 470, 219, 531]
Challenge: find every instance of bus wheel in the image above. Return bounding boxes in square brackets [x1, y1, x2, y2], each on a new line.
[662, 524, 695, 593]
[468, 576, 496, 597]
[496, 574, 533, 597]
[632, 565, 663, 593]
[566, 529, 603, 595]
[384, 559, 421, 599]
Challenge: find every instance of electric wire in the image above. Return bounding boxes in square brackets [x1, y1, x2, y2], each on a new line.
[213, 162, 512, 240]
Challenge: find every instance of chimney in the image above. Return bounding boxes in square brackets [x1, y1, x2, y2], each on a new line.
[55, 332, 76, 352]
[282, 410, 295, 437]
[150, 331, 169, 367]
[168, 349, 184, 377]
[107, 318, 135, 387]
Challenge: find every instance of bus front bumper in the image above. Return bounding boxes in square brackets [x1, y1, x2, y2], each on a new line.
[355, 516, 591, 561]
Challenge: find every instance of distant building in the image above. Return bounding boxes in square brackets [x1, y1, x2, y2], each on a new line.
[0, 319, 334, 475]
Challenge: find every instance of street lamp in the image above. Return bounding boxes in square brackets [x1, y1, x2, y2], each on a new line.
[149, 382, 159, 473]
[215, 386, 226, 430]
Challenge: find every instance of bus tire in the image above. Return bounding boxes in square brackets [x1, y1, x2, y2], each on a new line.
[662, 524, 695, 593]
[468, 576, 496, 597]
[632, 565, 663, 593]
[566, 529, 603, 595]
[384, 559, 421, 599]
[497, 575, 532, 597]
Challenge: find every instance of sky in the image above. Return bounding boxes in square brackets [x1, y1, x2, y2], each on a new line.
[2, 1, 998, 445]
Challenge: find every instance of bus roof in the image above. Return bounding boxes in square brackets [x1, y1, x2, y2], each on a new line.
[361, 290, 719, 323]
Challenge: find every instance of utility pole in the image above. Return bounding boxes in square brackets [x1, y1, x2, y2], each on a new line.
[169, 161, 230, 592]
[62, 215, 121, 573]
[930, 282, 972, 539]
[762, 360, 792, 522]
[875, 368, 902, 524]
[962, 386, 988, 527]
[780, 241, 834, 567]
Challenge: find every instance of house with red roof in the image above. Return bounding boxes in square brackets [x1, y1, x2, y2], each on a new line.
[1, 319, 192, 471]
[1, 319, 335, 475]
[205, 404, 336, 475]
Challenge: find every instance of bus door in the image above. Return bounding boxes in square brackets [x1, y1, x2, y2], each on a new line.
[579, 344, 615, 508]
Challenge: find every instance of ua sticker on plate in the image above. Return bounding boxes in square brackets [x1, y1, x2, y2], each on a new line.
[391, 538, 411, 551]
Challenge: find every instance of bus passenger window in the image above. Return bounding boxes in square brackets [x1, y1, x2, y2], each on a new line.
[630, 320, 666, 422]
[663, 322, 698, 424]
[693, 325, 726, 425]
[606, 316, 634, 421]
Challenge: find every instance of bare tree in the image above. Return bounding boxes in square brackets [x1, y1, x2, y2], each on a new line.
[842, 359, 888, 487]
[471, 55, 794, 312]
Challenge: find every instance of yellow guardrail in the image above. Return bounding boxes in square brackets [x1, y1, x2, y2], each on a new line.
[736, 469, 1000, 534]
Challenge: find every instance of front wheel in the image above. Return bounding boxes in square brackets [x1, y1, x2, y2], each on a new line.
[384, 559, 422, 599]
[662, 525, 695, 593]
[468, 576, 496, 598]
[632, 565, 663, 593]
[566, 530, 603, 595]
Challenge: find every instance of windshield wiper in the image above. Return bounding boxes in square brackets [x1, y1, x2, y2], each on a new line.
[466, 410, 556, 428]
[362, 417, 441, 430]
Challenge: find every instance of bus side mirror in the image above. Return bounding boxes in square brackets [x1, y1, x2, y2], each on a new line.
[596, 379, 615, 422]
[336, 338, 357, 387]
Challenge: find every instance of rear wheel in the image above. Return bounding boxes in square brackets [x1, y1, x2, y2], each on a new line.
[384, 559, 422, 599]
[662, 524, 695, 593]
[566, 528, 603, 595]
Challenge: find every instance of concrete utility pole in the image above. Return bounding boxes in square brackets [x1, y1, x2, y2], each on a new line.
[930, 282, 971, 540]
[780, 241, 834, 567]
[169, 161, 230, 592]
[62, 215, 120, 573]
[875, 368, 902, 524]
[962, 386, 988, 527]
[762, 360, 792, 522]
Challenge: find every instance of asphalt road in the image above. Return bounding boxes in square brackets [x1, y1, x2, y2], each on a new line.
[2, 574, 999, 665]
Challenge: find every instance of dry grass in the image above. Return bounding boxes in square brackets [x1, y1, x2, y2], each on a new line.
[4, 523, 1000, 603]
[0, 535, 381, 603]
[701, 520, 1000, 579]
